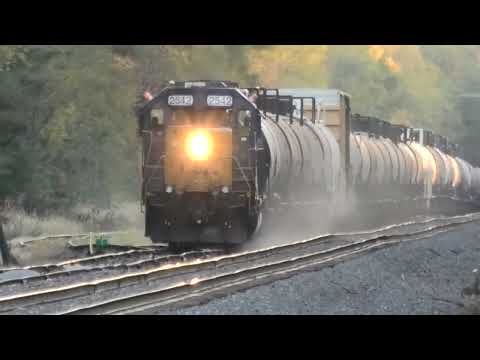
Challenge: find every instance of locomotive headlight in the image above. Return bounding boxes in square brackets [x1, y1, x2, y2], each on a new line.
[186, 131, 211, 161]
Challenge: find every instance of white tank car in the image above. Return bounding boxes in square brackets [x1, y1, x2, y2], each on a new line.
[260, 112, 342, 200]
[265, 89, 480, 209]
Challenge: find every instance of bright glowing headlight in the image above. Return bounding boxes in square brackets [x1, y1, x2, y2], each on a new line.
[186, 132, 211, 161]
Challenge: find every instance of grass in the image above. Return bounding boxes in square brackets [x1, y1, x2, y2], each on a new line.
[1, 202, 144, 241]
[2, 207, 86, 240]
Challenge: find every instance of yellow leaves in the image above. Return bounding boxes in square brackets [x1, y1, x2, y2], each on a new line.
[392, 46, 445, 108]
[248, 45, 328, 87]
[384, 56, 401, 73]
[247, 44, 448, 130]
[368, 45, 385, 62]
[368, 45, 401, 72]
[366, 45, 447, 124]
[392, 46, 427, 74]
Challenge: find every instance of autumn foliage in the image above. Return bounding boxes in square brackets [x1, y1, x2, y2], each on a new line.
[1, 45, 480, 212]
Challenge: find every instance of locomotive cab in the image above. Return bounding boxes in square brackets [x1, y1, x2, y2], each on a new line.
[137, 81, 263, 247]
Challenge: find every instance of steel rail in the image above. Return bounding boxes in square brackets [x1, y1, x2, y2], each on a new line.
[0, 214, 451, 287]
[0, 248, 158, 275]
[74, 227, 455, 315]
[0, 198, 475, 277]
[0, 248, 223, 288]
[0, 213, 460, 289]
[0, 212, 478, 315]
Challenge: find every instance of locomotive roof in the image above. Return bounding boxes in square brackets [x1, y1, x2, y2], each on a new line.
[136, 82, 252, 117]
[169, 80, 239, 88]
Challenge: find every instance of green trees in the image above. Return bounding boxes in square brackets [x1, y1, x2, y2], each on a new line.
[33, 46, 139, 208]
[1, 46, 140, 210]
[1, 45, 479, 213]
[0, 46, 32, 200]
[246, 45, 480, 151]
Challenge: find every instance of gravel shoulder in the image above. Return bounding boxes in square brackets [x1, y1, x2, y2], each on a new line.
[157, 222, 480, 315]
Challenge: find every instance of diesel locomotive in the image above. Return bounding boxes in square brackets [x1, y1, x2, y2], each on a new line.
[136, 80, 480, 248]
[136, 81, 264, 246]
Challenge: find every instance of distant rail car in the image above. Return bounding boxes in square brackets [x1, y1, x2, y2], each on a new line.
[135, 81, 480, 248]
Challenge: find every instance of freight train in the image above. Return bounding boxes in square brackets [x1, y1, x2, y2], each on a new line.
[136, 80, 480, 248]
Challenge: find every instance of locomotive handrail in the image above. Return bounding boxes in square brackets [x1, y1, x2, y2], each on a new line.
[231, 157, 252, 194]
[232, 156, 254, 210]
[256, 93, 295, 123]
[253, 87, 322, 126]
[291, 97, 316, 126]
[143, 155, 166, 201]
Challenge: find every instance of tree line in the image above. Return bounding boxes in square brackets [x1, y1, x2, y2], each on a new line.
[1, 45, 479, 212]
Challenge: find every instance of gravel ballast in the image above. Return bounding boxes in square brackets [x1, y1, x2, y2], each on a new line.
[157, 222, 480, 315]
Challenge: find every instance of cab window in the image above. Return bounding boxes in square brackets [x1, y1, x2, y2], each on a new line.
[237, 110, 252, 129]
[151, 109, 164, 128]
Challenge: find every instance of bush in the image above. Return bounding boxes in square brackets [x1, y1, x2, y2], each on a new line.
[1, 201, 143, 241]
[2, 207, 85, 240]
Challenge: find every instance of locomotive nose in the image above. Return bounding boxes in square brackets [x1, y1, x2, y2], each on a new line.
[165, 126, 233, 193]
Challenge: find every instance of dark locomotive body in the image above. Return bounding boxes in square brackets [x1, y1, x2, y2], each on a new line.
[136, 81, 480, 248]
[137, 81, 264, 246]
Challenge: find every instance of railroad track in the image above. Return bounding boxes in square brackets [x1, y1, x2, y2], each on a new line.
[0, 216, 424, 290]
[0, 214, 455, 291]
[0, 247, 224, 298]
[0, 212, 478, 315]
[0, 248, 160, 275]
[0, 247, 222, 278]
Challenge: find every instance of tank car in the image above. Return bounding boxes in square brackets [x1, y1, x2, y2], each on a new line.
[348, 116, 480, 206]
[136, 82, 352, 247]
[136, 81, 480, 248]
